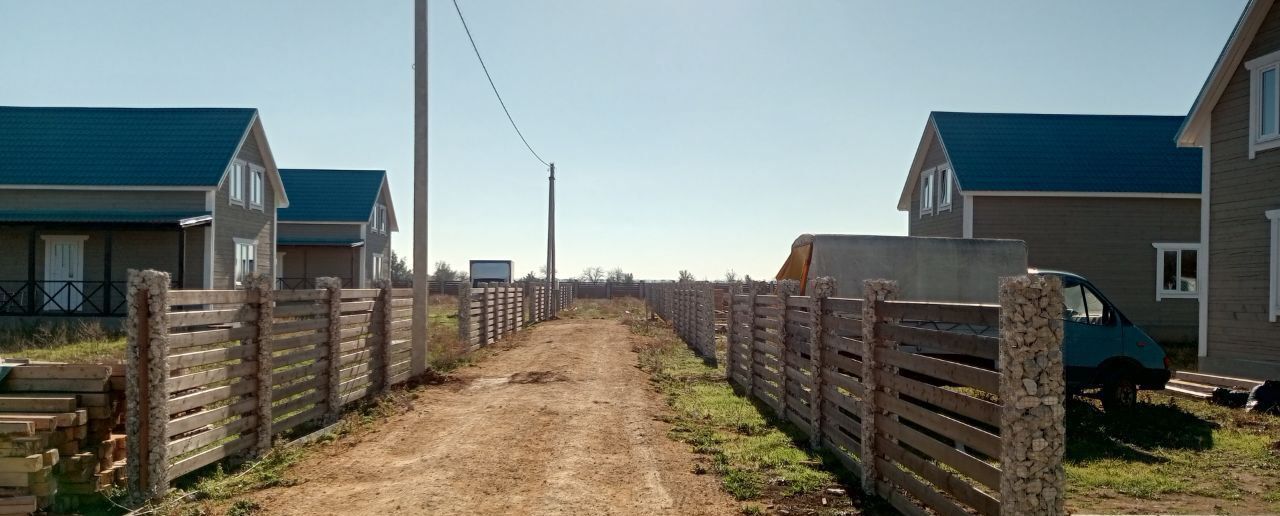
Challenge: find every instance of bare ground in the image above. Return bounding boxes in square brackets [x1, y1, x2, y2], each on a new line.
[235, 318, 740, 516]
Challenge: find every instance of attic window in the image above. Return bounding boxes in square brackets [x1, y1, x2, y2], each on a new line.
[938, 166, 953, 210]
[249, 166, 264, 209]
[920, 169, 936, 215]
[229, 161, 246, 205]
[378, 205, 387, 233]
[1246, 50, 1280, 157]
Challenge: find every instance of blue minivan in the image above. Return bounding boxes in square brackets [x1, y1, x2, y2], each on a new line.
[1039, 270, 1172, 411]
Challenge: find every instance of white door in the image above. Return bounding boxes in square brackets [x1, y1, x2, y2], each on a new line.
[43, 236, 86, 312]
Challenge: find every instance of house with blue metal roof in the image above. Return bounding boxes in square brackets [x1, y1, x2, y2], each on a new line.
[276, 169, 397, 289]
[898, 111, 1202, 342]
[0, 106, 289, 316]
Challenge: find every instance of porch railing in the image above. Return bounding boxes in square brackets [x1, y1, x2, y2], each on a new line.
[277, 277, 354, 290]
[0, 280, 131, 316]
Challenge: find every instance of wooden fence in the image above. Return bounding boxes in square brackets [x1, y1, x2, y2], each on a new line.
[660, 275, 1066, 516]
[645, 282, 717, 362]
[123, 271, 416, 499]
[458, 283, 524, 350]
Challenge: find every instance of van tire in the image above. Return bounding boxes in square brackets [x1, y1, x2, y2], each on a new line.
[1102, 375, 1137, 413]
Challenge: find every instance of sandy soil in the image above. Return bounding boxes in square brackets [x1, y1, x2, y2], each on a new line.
[238, 318, 739, 516]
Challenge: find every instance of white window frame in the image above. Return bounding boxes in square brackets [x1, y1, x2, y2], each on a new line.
[1268, 209, 1280, 321]
[378, 205, 387, 233]
[249, 165, 265, 210]
[919, 168, 935, 217]
[233, 238, 258, 288]
[1246, 50, 1280, 158]
[228, 160, 246, 206]
[1153, 242, 1200, 301]
[372, 253, 385, 280]
[938, 166, 953, 211]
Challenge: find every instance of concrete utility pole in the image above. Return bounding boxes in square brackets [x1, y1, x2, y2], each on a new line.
[410, 0, 429, 375]
[546, 163, 556, 316]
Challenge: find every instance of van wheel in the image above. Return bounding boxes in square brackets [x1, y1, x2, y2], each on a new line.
[1102, 375, 1137, 413]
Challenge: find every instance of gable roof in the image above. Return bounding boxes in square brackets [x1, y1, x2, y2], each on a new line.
[1178, 0, 1272, 146]
[277, 169, 396, 229]
[0, 106, 257, 187]
[897, 112, 1202, 210]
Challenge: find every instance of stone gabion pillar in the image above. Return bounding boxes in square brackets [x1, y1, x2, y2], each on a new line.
[373, 278, 393, 390]
[746, 280, 759, 396]
[125, 269, 170, 501]
[807, 276, 836, 450]
[316, 277, 343, 422]
[998, 275, 1066, 516]
[775, 280, 798, 420]
[457, 282, 473, 347]
[860, 279, 898, 494]
[245, 273, 275, 456]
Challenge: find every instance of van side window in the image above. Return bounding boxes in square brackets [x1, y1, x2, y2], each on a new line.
[1063, 282, 1110, 325]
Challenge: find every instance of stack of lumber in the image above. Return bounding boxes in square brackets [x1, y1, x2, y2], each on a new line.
[0, 361, 128, 513]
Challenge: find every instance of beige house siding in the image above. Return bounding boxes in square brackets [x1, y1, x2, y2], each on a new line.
[363, 188, 392, 286]
[972, 196, 1201, 342]
[1202, 3, 1280, 378]
[212, 130, 276, 289]
[907, 134, 964, 238]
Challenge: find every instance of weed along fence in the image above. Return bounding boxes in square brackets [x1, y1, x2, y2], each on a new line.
[657, 275, 1067, 516]
[123, 270, 417, 500]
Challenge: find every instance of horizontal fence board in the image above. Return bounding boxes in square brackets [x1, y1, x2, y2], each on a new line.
[826, 297, 862, 313]
[169, 308, 256, 328]
[884, 372, 1000, 427]
[167, 380, 255, 415]
[881, 323, 999, 361]
[824, 398, 862, 438]
[879, 438, 1000, 516]
[276, 289, 328, 302]
[881, 301, 999, 327]
[825, 369, 865, 397]
[275, 303, 329, 318]
[170, 326, 256, 350]
[166, 398, 256, 438]
[271, 375, 325, 401]
[824, 315, 863, 337]
[274, 346, 329, 369]
[339, 300, 375, 313]
[167, 433, 255, 479]
[881, 348, 1000, 395]
[274, 318, 330, 334]
[827, 334, 865, 357]
[876, 457, 971, 516]
[168, 344, 255, 370]
[168, 361, 256, 392]
[878, 415, 1000, 491]
[273, 405, 326, 434]
[273, 390, 325, 416]
[167, 414, 257, 458]
[168, 290, 254, 306]
[340, 289, 380, 298]
[271, 331, 327, 353]
[878, 391, 1000, 459]
[824, 384, 864, 416]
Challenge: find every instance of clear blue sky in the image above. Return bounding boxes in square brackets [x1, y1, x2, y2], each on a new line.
[0, 1, 1244, 281]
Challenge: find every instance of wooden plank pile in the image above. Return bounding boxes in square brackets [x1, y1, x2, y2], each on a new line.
[0, 361, 127, 513]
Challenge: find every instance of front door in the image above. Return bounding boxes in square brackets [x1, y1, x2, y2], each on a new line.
[43, 236, 86, 312]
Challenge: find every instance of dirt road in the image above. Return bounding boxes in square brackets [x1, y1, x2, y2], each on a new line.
[240, 318, 739, 516]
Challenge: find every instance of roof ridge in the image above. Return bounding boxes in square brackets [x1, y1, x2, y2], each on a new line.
[931, 111, 1186, 120]
[0, 105, 257, 112]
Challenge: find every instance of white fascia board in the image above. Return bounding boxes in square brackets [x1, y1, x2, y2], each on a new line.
[1178, 0, 1272, 147]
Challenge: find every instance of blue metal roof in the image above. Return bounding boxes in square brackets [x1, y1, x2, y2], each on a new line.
[0, 210, 211, 224]
[0, 106, 256, 187]
[931, 112, 1202, 194]
[277, 169, 385, 222]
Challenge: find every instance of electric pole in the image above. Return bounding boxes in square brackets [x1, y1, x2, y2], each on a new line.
[546, 162, 556, 317]
[410, 0, 429, 375]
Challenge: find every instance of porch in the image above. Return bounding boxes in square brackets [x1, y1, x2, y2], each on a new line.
[0, 212, 209, 316]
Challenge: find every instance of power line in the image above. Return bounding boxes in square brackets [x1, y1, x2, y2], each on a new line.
[451, 0, 549, 167]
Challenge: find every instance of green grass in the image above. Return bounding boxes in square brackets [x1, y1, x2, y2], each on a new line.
[627, 317, 838, 502]
[0, 320, 125, 362]
[1064, 390, 1280, 510]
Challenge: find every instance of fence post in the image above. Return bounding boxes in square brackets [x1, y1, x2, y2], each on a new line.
[776, 280, 796, 420]
[746, 280, 759, 397]
[246, 273, 274, 457]
[725, 285, 737, 380]
[807, 276, 835, 450]
[317, 277, 343, 422]
[998, 275, 1066, 516]
[860, 279, 898, 494]
[458, 282, 472, 346]
[125, 269, 170, 502]
[374, 278, 393, 391]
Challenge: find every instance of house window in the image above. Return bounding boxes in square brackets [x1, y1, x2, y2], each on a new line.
[229, 161, 246, 205]
[1268, 210, 1280, 321]
[234, 239, 257, 287]
[378, 205, 387, 233]
[373, 253, 385, 280]
[1153, 243, 1198, 300]
[919, 169, 935, 216]
[249, 166, 264, 209]
[1246, 50, 1280, 157]
[938, 166, 953, 210]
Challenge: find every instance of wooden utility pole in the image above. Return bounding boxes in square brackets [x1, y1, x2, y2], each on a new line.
[545, 163, 556, 316]
[410, 0, 429, 375]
